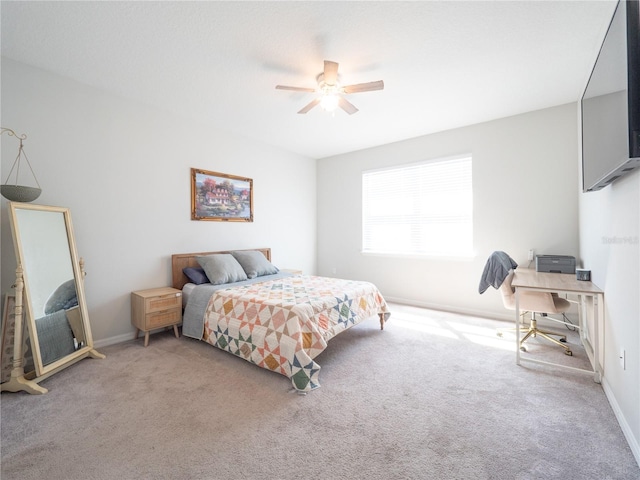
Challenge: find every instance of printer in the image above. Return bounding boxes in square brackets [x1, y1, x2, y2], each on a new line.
[535, 255, 576, 274]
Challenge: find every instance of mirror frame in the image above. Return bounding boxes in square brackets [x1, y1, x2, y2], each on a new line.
[7, 202, 102, 380]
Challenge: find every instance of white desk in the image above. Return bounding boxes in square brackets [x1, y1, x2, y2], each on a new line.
[512, 269, 604, 383]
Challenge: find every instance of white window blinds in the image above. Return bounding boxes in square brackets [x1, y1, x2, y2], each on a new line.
[362, 156, 473, 256]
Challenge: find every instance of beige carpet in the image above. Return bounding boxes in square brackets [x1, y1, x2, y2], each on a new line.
[1, 303, 638, 480]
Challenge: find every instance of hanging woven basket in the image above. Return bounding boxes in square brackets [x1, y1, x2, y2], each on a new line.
[0, 185, 42, 202]
[1, 128, 42, 203]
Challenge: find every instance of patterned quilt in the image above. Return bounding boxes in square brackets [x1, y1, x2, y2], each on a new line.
[202, 275, 390, 392]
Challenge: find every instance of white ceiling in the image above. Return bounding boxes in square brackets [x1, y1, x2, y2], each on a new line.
[1, 1, 617, 159]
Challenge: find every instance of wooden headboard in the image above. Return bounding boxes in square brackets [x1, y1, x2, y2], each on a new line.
[171, 248, 271, 290]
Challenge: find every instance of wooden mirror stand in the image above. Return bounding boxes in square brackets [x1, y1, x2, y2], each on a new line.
[1, 202, 104, 394]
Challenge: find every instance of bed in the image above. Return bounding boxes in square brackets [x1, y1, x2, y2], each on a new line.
[172, 248, 390, 392]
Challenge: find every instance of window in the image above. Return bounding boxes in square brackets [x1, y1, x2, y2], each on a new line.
[362, 155, 473, 257]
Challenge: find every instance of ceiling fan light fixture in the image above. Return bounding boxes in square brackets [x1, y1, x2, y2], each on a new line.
[320, 93, 339, 112]
[276, 60, 384, 115]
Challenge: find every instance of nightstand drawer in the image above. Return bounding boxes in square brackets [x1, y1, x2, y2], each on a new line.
[145, 293, 181, 313]
[146, 308, 181, 329]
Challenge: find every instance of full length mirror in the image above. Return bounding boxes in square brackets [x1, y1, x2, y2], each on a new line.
[5, 202, 103, 391]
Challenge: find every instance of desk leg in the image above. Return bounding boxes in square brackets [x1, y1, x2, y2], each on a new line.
[577, 294, 589, 354]
[594, 294, 603, 383]
[580, 294, 602, 384]
[515, 288, 521, 365]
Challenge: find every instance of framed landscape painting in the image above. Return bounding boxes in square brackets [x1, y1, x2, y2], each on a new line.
[191, 168, 254, 222]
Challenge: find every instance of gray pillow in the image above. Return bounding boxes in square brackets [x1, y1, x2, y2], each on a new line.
[196, 254, 248, 285]
[44, 279, 78, 315]
[231, 250, 279, 279]
[182, 267, 209, 285]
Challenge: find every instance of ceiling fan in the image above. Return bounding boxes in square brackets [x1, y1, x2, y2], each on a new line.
[275, 60, 384, 115]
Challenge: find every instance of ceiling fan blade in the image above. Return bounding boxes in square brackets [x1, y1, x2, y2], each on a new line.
[342, 80, 385, 94]
[324, 60, 339, 85]
[297, 98, 321, 114]
[276, 85, 316, 93]
[338, 97, 359, 115]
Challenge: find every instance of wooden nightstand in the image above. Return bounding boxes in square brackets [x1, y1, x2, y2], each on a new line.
[131, 287, 182, 347]
[280, 268, 303, 275]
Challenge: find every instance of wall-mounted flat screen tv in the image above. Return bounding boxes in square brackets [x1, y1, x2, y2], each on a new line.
[581, 0, 640, 192]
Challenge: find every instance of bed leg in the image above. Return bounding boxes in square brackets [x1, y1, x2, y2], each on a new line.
[379, 313, 385, 330]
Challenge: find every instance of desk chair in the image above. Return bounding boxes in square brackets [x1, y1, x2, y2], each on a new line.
[498, 270, 573, 356]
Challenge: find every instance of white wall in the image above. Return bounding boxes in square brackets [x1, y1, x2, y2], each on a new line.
[579, 169, 640, 463]
[1, 59, 317, 344]
[317, 103, 580, 319]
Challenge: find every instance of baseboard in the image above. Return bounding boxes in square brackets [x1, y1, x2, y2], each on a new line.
[93, 325, 182, 349]
[384, 295, 514, 322]
[384, 296, 578, 330]
[94, 332, 134, 349]
[602, 377, 640, 468]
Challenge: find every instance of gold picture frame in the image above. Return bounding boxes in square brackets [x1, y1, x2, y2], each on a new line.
[191, 168, 254, 222]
